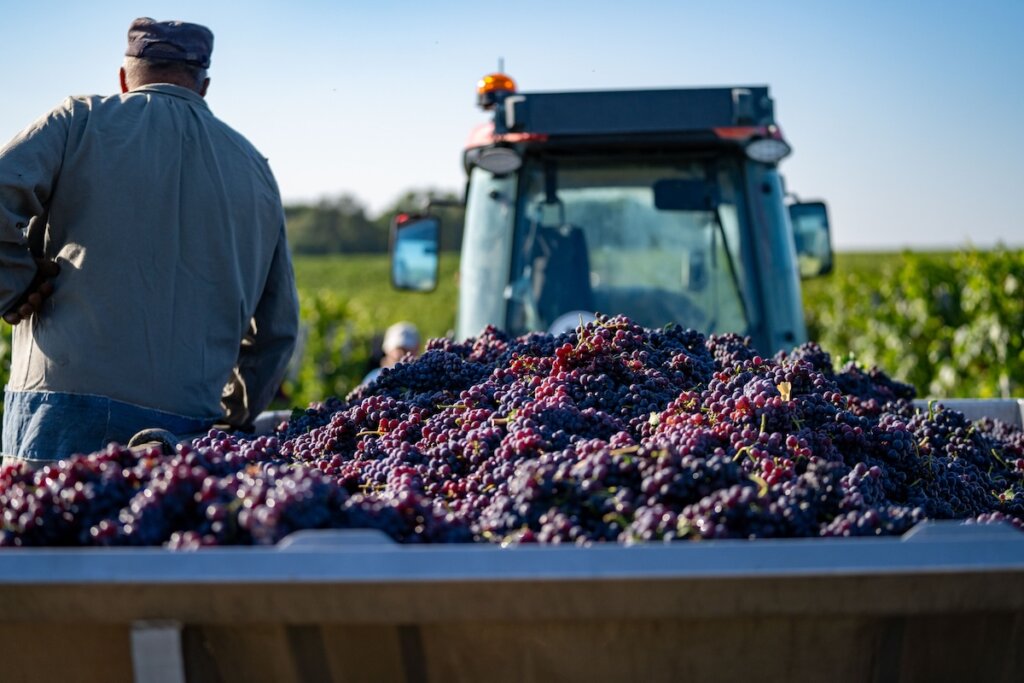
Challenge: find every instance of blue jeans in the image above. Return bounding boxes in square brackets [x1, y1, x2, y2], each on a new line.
[2, 389, 214, 464]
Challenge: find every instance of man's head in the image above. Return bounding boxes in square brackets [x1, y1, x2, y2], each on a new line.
[120, 18, 214, 95]
[382, 322, 421, 366]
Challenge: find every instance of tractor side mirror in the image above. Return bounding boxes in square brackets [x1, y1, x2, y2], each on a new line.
[788, 201, 833, 278]
[390, 214, 440, 292]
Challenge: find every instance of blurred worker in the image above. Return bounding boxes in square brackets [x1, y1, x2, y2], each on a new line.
[362, 322, 421, 385]
[0, 18, 299, 466]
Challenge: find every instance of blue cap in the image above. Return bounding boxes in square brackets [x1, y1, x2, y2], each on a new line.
[125, 17, 213, 69]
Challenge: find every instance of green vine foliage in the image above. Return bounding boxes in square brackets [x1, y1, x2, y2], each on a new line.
[804, 247, 1024, 399]
[277, 289, 376, 410]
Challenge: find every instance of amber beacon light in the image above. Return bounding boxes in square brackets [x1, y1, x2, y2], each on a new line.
[476, 72, 517, 110]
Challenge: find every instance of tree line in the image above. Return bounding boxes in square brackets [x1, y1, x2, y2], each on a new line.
[284, 189, 465, 255]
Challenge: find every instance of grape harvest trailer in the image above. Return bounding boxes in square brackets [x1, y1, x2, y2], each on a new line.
[1, 399, 1022, 683]
[0, 520, 1022, 682]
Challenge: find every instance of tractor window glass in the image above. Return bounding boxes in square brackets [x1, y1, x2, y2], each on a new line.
[457, 167, 517, 340]
[507, 158, 751, 337]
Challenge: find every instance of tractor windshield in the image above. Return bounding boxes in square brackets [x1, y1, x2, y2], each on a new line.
[506, 155, 753, 336]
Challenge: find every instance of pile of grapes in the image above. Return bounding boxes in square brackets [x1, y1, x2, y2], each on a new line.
[2, 315, 1022, 548]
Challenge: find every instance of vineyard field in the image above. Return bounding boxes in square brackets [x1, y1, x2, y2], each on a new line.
[1, 248, 1021, 418]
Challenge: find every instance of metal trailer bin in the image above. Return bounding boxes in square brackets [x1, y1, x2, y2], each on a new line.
[0, 521, 1022, 683]
[912, 398, 1024, 427]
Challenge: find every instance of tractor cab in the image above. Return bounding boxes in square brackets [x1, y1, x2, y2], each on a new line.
[392, 73, 832, 353]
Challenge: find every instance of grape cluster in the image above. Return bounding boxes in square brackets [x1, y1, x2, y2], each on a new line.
[2, 314, 1022, 548]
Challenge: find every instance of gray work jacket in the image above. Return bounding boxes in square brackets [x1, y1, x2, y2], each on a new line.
[0, 84, 299, 425]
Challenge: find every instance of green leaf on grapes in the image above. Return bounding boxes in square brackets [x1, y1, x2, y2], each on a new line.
[749, 473, 769, 498]
[732, 445, 754, 463]
[991, 448, 1008, 468]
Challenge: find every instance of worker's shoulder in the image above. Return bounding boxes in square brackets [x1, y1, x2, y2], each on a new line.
[205, 115, 273, 168]
[54, 90, 176, 118]
[15, 94, 114, 134]
[54, 93, 109, 113]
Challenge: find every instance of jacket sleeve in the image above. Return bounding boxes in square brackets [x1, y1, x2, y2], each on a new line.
[222, 222, 300, 427]
[0, 103, 71, 312]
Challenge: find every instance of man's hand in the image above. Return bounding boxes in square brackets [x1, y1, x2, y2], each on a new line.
[2, 258, 60, 325]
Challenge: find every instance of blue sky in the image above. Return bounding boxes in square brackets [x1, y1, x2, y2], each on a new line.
[1, 1, 1021, 250]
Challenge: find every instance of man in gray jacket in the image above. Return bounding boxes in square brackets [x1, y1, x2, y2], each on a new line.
[0, 18, 300, 465]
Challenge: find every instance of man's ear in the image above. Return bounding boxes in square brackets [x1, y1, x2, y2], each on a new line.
[119, 67, 129, 94]
[199, 77, 210, 98]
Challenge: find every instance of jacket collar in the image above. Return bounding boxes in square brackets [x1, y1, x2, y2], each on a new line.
[131, 83, 209, 110]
